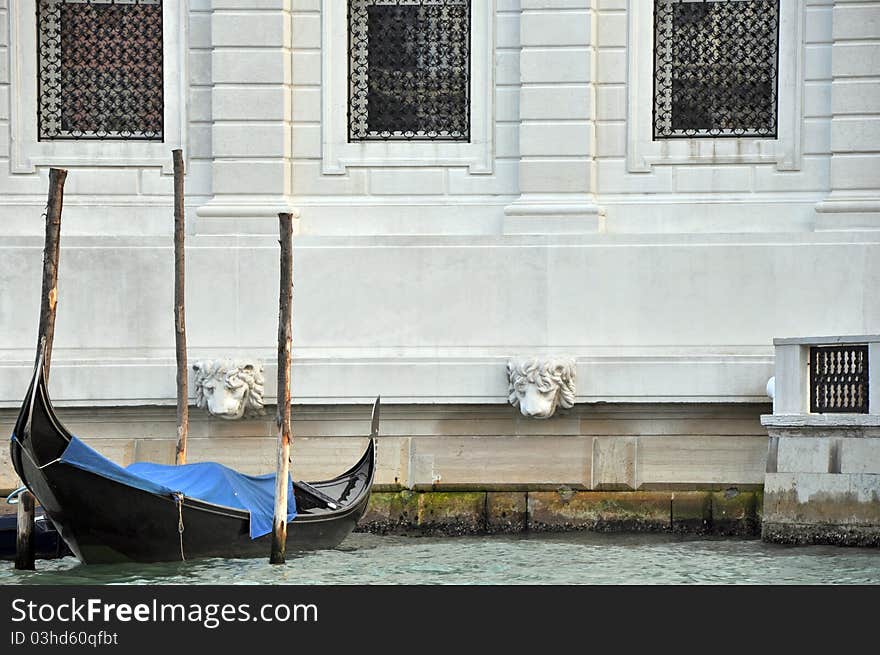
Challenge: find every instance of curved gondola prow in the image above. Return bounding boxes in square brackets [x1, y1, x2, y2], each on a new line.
[352, 436, 377, 499]
[10, 342, 48, 483]
[317, 437, 376, 486]
[12, 340, 76, 476]
[338, 395, 378, 483]
[306, 396, 378, 491]
[304, 399, 378, 513]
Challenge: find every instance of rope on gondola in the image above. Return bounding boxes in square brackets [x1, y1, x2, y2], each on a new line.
[174, 492, 185, 561]
[10, 435, 61, 471]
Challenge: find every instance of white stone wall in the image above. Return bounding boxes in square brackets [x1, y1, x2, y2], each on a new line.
[200, 0, 296, 224]
[0, 2, 7, 167]
[282, 0, 522, 237]
[2, 231, 878, 408]
[597, 0, 835, 233]
[0, 0, 878, 496]
[815, 0, 880, 228]
[1, 2, 874, 236]
[0, 0, 213, 237]
[276, 0, 856, 235]
[0, 1, 878, 412]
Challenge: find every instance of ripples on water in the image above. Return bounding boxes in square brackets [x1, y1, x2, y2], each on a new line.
[3, 533, 880, 585]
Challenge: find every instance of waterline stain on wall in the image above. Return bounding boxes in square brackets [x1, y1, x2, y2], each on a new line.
[358, 489, 762, 537]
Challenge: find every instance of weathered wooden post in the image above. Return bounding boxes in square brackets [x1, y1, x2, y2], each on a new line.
[35, 168, 68, 377]
[18, 167, 67, 570]
[270, 212, 294, 564]
[15, 492, 36, 570]
[172, 150, 189, 465]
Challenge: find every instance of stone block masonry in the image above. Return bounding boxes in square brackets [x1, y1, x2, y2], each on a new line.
[0, 401, 766, 538]
[814, 0, 880, 229]
[357, 489, 762, 537]
[0, 402, 771, 493]
[761, 336, 880, 548]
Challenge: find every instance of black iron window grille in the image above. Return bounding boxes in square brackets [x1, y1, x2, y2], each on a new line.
[37, 0, 164, 141]
[653, 0, 780, 139]
[810, 345, 870, 414]
[348, 0, 471, 142]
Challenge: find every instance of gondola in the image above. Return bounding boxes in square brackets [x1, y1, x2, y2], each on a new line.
[9, 348, 376, 564]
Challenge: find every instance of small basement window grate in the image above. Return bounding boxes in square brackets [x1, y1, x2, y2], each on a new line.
[653, 0, 780, 139]
[348, 0, 471, 142]
[810, 345, 870, 414]
[37, 0, 164, 141]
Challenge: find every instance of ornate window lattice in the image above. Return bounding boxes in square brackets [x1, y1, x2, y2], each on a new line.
[37, 0, 164, 141]
[653, 0, 780, 139]
[810, 345, 870, 414]
[348, 0, 470, 142]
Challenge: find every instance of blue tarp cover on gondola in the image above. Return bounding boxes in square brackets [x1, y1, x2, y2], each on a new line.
[58, 437, 296, 539]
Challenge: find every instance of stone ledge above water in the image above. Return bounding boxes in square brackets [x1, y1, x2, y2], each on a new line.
[762, 521, 880, 548]
[762, 414, 880, 433]
[356, 489, 762, 537]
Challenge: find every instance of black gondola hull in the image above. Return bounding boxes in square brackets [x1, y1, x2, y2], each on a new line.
[12, 447, 371, 563]
[10, 356, 376, 564]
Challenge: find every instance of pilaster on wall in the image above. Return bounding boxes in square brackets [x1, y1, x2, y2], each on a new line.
[196, 0, 299, 233]
[503, 0, 605, 235]
[815, 0, 880, 230]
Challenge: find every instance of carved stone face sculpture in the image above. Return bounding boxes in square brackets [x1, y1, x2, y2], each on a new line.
[507, 357, 577, 419]
[192, 359, 265, 420]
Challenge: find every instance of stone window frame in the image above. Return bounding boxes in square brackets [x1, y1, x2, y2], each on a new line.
[347, 0, 472, 143]
[627, 0, 804, 173]
[652, 0, 781, 140]
[8, 0, 186, 173]
[36, 0, 166, 142]
[321, 0, 494, 175]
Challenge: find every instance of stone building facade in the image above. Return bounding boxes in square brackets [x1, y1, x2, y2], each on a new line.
[0, 1, 878, 521]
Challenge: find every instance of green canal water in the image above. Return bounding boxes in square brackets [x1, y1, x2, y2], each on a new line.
[3, 532, 880, 585]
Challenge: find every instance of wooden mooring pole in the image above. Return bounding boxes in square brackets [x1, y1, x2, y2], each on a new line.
[172, 150, 189, 466]
[270, 212, 294, 564]
[18, 167, 67, 570]
[35, 168, 67, 377]
[15, 492, 36, 570]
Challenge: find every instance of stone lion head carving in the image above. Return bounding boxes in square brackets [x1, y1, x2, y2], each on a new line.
[507, 357, 577, 419]
[192, 359, 265, 420]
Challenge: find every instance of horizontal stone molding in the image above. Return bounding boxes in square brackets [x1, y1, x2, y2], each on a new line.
[762, 414, 880, 428]
[772, 334, 880, 346]
[195, 201, 302, 219]
[815, 199, 880, 215]
[0, 355, 774, 408]
[762, 414, 880, 439]
[502, 196, 606, 234]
